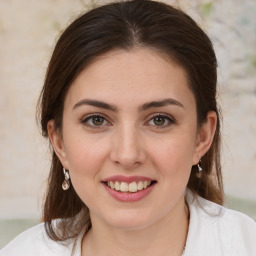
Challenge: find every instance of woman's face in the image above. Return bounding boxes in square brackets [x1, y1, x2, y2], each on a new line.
[49, 48, 214, 230]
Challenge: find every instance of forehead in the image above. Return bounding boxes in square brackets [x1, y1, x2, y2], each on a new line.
[65, 48, 195, 110]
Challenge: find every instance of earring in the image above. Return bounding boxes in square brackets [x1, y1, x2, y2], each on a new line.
[62, 168, 70, 190]
[197, 160, 203, 172]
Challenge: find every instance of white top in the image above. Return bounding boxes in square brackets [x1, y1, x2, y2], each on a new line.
[1, 193, 256, 256]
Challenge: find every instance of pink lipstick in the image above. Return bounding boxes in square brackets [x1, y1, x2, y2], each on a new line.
[102, 175, 156, 202]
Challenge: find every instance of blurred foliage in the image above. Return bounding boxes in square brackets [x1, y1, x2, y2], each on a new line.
[252, 57, 256, 69]
[52, 21, 62, 32]
[225, 195, 256, 221]
[0, 219, 39, 249]
[80, 0, 98, 10]
[200, 2, 213, 17]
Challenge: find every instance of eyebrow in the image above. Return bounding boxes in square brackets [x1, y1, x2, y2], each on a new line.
[73, 98, 184, 112]
[139, 98, 184, 111]
[73, 99, 118, 112]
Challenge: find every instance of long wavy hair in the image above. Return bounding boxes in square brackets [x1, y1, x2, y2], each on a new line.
[37, 0, 223, 241]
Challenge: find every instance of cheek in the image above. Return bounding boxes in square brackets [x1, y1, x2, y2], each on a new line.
[148, 135, 196, 177]
[63, 136, 110, 204]
[64, 133, 110, 176]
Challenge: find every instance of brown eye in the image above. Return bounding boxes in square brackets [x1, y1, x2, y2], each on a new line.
[153, 116, 166, 126]
[91, 116, 105, 126]
[82, 114, 108, 127]
[147, 114, 174, 127]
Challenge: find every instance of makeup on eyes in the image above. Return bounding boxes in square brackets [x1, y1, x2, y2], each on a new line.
[81, 113, 110, 128]
[80, 112, 176, 130]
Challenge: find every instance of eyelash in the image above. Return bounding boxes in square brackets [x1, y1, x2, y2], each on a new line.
[81, 113, 110, 128]
[81, 113, 175, 129]
[146, 113, 175, 128]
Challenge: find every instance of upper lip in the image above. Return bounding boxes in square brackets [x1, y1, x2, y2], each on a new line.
[102, 175, 155, 183]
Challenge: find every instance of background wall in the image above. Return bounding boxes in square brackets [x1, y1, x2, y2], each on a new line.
[0, 0, 255, 237]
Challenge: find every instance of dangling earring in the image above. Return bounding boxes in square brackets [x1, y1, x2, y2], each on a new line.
[197, 160, 203, 172]
[62, 168, 70, 190]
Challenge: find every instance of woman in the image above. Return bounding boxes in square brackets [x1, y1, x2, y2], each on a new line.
[1, 0, 255, 255]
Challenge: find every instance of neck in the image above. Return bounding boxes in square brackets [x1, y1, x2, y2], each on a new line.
[82, 198, 189, 256]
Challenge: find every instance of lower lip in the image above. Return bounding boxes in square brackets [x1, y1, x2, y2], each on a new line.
[103, 182, 156, 202]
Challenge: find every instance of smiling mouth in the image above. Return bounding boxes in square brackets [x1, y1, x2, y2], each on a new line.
[103, 180, 157, 193]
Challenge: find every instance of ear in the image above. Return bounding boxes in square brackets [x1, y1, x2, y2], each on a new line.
[193, 111, 217, 165]
[47, 120, 70, 169]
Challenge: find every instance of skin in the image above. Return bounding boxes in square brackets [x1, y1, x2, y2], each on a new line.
[48, 48, 217, 256]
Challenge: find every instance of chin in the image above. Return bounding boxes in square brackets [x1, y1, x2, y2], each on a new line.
[103, 210, 156, 231]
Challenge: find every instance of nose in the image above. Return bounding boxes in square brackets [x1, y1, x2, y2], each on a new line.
[110, 123, 146, 169]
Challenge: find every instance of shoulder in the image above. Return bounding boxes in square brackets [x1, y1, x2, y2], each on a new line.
[185, 191, 256, 255]
[196, 194, 256, 233]
[0, 222, 81, 256]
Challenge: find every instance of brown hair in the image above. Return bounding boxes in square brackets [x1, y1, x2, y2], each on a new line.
[37, 0, 223, 241]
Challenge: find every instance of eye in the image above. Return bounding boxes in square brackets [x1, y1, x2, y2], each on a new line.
[81, 114, 109, 128]
[147, 114, 174, 127]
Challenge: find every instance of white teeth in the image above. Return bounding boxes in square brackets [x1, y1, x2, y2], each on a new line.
[137, 181, 144, 190]
[128, 181, 138, 192]
[114, 181, 120, 191]
[120, 182, 129, 192]
[106, 180, 153, 192]
[110, 181, 115, 189]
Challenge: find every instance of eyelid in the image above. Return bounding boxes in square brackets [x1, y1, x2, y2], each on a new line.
[145, 112, 176, 127]
[81, 113, 111, 128]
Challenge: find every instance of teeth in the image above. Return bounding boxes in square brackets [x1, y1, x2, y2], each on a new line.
[120, 182, 129, 192]
[106, 180, 153, 192]
[110, 181, 115, 189]
[129, 181, 137, 192]
[137, 181, 144, 190]
[114, 181, 120, 191]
